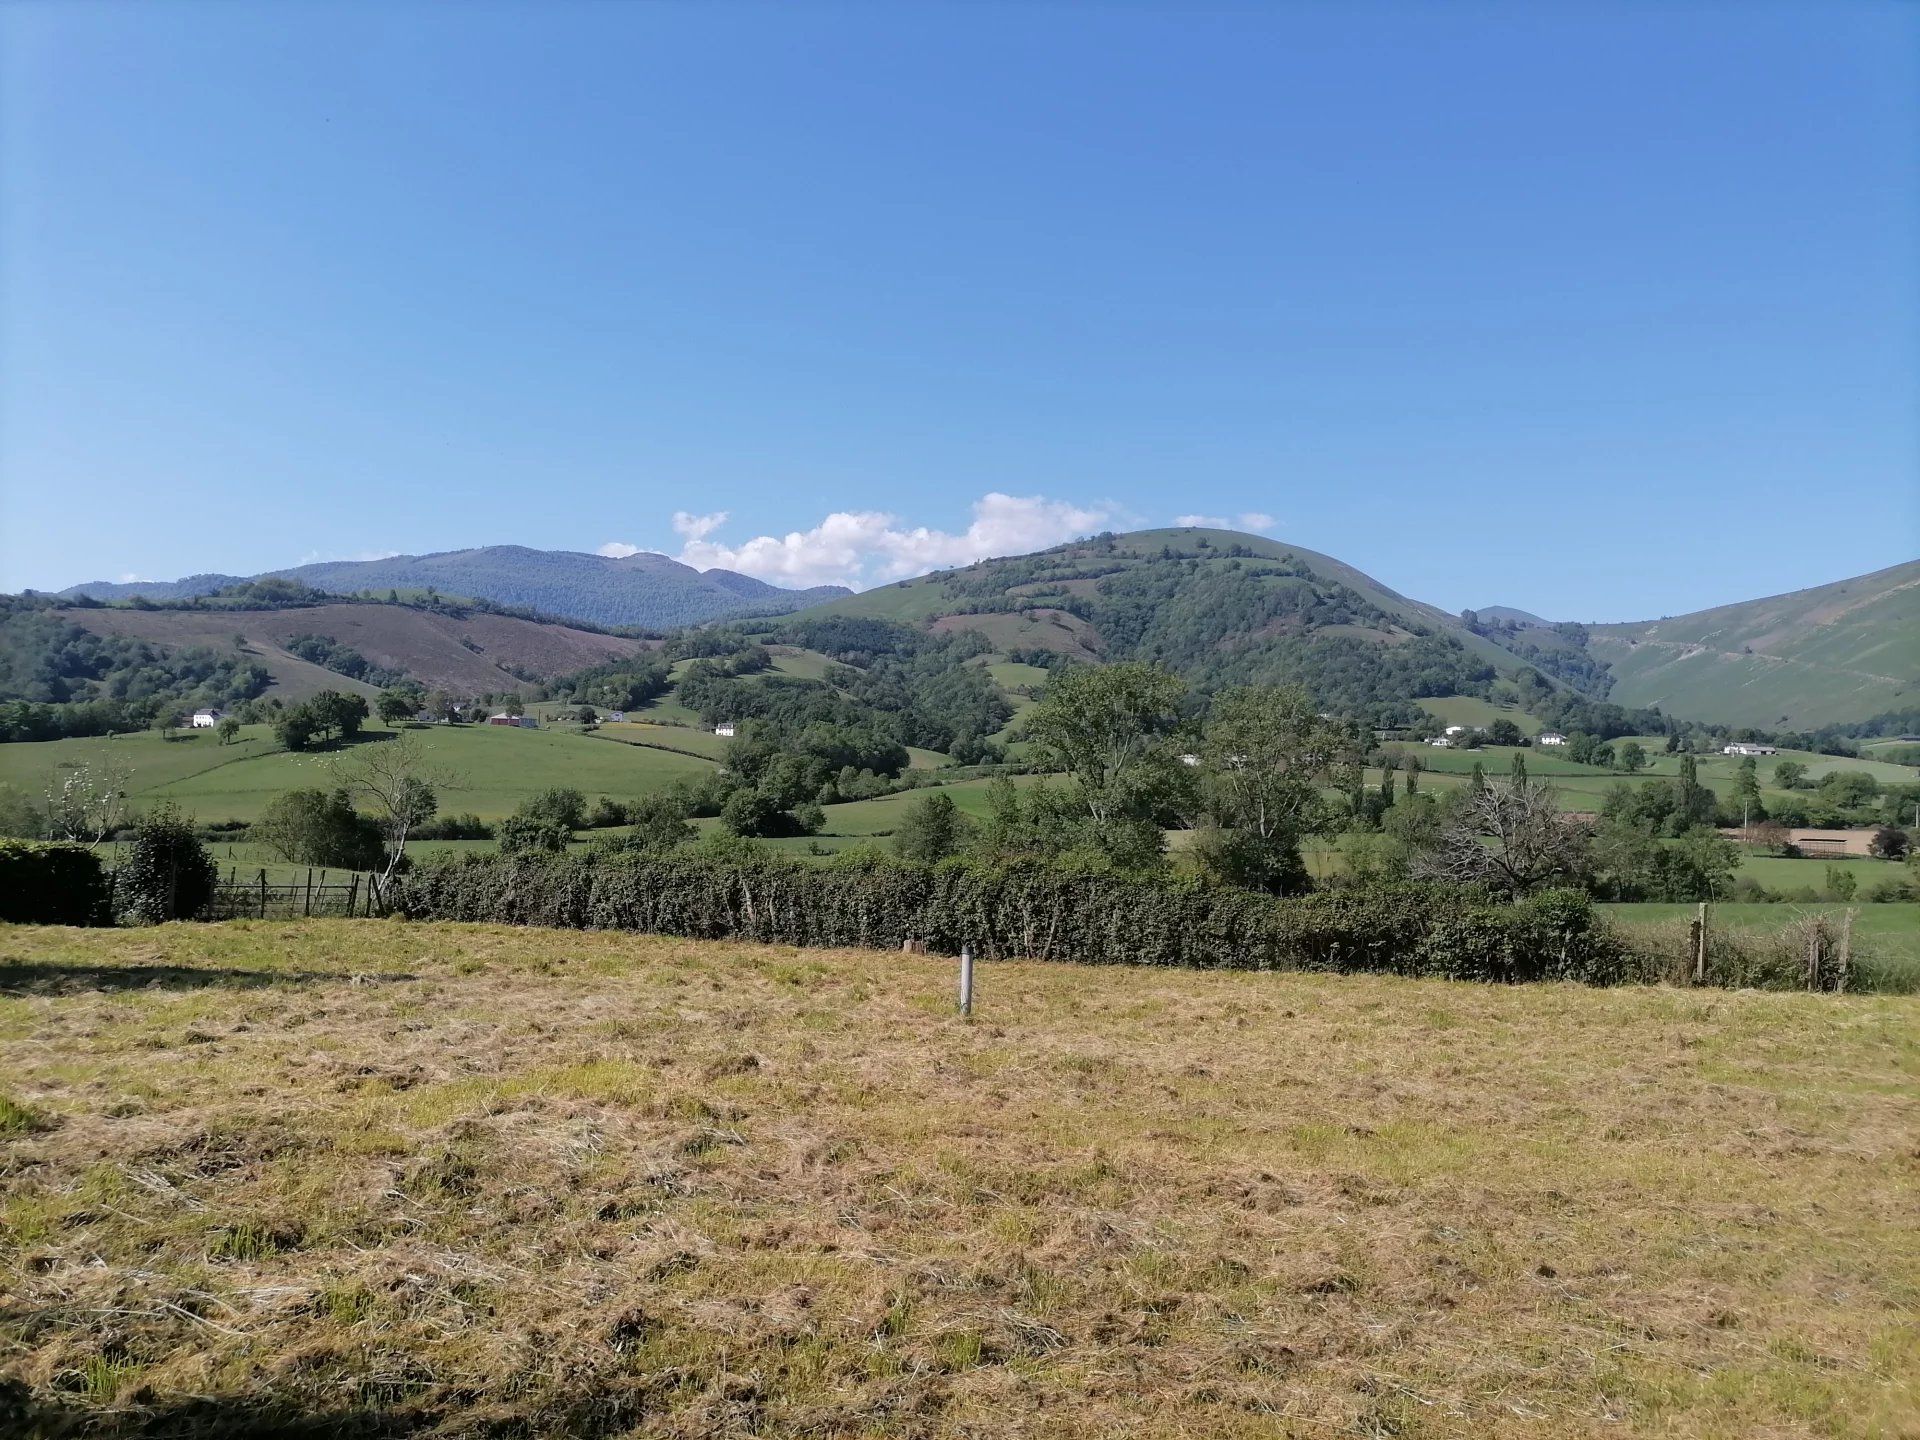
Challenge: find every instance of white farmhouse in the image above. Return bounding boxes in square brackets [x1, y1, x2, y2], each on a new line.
[190, 709, 222, 728]
[714, 722, 736, 738]
[1538, 731, 1567, 747]
[1723, 742, 1778, 757]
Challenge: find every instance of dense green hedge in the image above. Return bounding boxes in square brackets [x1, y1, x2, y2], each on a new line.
[389, 852, 1648, 985]
[0, 840, 112, 926]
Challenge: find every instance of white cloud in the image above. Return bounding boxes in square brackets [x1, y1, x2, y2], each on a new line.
[596, 542, 644, 558]
[116, 571, 146, 583]
[672, 510, 729, 543]
[1174, 512, 1277, 533]
[677, 492, 1113, 590]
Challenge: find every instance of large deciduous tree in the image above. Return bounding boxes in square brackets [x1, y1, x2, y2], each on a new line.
[1025, 663, 1190, 829]
[1191, 684, 1360, 893]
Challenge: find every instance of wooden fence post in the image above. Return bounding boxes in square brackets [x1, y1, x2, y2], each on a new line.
[346, 875, 359, 918]
[1690, 902, 1707, 984]
[1805, 921, 1824, 992]
[258, 868, 268, 920]
[1837, 909, 1854, 994]
[304, 868, 314, 917]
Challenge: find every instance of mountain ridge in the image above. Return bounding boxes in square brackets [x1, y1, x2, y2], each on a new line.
[35, 530, 1918, 729]
[54, 545, 850, 630]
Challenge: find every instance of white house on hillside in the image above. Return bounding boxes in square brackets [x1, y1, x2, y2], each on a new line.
[1538, 731, 1567, 747]
[1723, 742, 1777, 757]
[1428, 736, 1455, 748]
[190, 709, 222, 728]
[714, 722, 736, 738]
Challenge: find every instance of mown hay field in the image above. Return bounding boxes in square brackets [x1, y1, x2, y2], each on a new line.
[1, 920, 1915, 1438]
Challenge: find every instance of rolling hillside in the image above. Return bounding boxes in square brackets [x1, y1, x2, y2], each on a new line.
[806, 527, 1540, 720]
[57, 546, 849, 629]
[56, 600, 647, 698]
[1585, 559, 1920, 729]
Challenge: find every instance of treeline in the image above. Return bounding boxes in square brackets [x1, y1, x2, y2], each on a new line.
[284, 634, 409, 688]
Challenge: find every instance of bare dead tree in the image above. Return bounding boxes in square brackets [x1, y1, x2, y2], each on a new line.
[328, 734, 463, 885]
[1411, 776, 1588, 896]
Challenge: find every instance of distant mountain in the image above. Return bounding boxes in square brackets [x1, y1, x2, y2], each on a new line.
[1583, 560, 1920, 730]
[55, 546, 850, 629]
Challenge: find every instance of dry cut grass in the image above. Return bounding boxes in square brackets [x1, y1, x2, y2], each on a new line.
[1, 920, 1916, 1438]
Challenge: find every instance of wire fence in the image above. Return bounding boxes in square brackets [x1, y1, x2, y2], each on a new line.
[198, 868, 389, 920]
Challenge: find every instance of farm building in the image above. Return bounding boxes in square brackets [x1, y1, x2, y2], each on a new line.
[1538, 731, 1567, 746]
[1428, 736, 1455, 748]
[1723, 742, 1778, 757]
[714, 722, 737, 737]
[486, 714, 539, 728]
[190, 709, 223, 728]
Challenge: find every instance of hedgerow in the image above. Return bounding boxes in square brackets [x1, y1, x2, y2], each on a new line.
[0, 840, 113, 925]
[389, 851, 1654, 986]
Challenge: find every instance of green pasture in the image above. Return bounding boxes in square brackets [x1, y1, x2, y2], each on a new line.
[1735, 853, 1911, 893]
[1414, 695, 1542, 735]
[812, 773, 1047, 836]
[0, 722, 717, 824]
[594, 721, 732, 760]
[986, 660, 1051, 694]
[766, 646, 838, 680]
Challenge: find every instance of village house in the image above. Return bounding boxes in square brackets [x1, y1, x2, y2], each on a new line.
[1722, 742, 1778, 757]
[190, 708, 222, 728]
[486, 713, 539, 729]
[1537, 731, 1567, 746]
[714, 722, 736, 737]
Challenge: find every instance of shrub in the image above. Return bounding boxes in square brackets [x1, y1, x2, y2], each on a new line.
[115, 805, 217, 923]
[719, 789, 785, 838]
[517, 788, 587, 832]
[0, 840, 112, 925]
[586, 797, 630, 829]
[389, 853, 1635, 986]
[496, 814, 573, 858]
[412, 813, 493, 841]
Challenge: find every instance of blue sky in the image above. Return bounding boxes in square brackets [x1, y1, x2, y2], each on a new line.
[2, 1, 1914, 619]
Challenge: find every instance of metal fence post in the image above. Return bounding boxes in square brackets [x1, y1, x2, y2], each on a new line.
[958, 944, 974, 1018]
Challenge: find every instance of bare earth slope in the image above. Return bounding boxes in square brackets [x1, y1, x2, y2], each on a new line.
[60, 602, 645, 697]
[2, 921, 1913, 1438]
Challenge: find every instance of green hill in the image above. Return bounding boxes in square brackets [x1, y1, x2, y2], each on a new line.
[1585, 559, 1920, 729]
[809, 528, 1543, 723]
